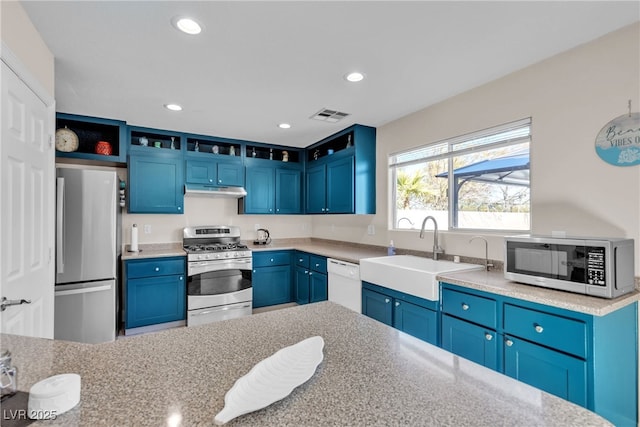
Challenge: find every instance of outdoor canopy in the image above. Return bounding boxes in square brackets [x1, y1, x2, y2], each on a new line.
[435, 151, 530, 187]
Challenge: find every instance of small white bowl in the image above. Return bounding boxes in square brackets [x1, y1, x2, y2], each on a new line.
[28, 373, 81, 419]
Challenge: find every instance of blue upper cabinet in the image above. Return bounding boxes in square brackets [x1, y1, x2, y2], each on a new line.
[184, 134, 244, 188]
[239, 145, 303, 215]
[55, 113, 127, 163]
[243, 165, 275, 214]
[128, 126, 184, 214]
[304, 124, 376, 214]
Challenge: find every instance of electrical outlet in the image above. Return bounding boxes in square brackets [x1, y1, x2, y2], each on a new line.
[254, 224, 260, 231]
[367, 224, 375, 235]
[144, 224, 152, 234]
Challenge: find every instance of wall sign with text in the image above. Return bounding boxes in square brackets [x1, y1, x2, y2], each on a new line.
[595, 112, 640, 166]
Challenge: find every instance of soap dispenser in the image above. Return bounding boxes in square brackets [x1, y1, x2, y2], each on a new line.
[387, 240, 396, 256]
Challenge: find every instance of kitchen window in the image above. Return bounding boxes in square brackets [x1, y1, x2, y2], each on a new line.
[389, 118, 531, 231]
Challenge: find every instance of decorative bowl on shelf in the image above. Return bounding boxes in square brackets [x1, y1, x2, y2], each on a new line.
[95, 141, 112, 155]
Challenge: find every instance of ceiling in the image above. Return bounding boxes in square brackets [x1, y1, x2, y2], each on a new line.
[22, 1, 640, 148]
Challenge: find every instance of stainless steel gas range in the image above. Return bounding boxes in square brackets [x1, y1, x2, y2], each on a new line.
[183, 226, 252, 326]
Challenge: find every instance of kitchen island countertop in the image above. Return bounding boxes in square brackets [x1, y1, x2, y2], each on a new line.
[2, 302, 609, 426]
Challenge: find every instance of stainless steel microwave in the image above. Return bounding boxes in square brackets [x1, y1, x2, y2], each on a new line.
[504, 235, 635, 298]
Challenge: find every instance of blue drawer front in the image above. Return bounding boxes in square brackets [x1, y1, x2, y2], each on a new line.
[441, 288, 497, 329]
[504, 304, 587, 359]
[309, 255, 327, 273]
[295, 252, 309, 268]
[253, 251, 291, 267]
[126, 257, 185, 279]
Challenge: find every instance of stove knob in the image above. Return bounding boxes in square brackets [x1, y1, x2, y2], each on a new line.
[198, 254, 204, 260]
[225, 252, 231, 258]
[216, 253, 222, 259]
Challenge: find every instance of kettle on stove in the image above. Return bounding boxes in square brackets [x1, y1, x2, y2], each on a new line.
[254, 228, 271, 245]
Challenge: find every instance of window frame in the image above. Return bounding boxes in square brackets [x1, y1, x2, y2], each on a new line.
[389, 118, 532, 233]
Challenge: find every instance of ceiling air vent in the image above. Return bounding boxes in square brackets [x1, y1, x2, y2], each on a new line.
[310, 108, 350, 123]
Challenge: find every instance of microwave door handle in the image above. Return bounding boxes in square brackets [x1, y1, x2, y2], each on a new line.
[56, 177, 64, 274]
[613, 247, 618, 289]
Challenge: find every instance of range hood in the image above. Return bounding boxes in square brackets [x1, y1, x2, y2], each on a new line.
[184, 184, 247, 198]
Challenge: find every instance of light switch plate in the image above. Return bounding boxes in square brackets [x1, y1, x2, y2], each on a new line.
[144, 224, 152, 234]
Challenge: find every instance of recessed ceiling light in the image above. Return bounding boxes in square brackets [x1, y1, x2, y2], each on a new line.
[345, 72, 365, 82]
[164, 103, 183, 111]
[173, 17, 202, 35]
[278, 123, 291, 129]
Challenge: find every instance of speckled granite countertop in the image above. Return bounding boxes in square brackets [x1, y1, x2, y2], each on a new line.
[1, 302, 609, 426]
[120, 243, 186, 260]
[437, 269, 640, 316]
[246, 238, 388, 263]
[119, 239, 387, 263]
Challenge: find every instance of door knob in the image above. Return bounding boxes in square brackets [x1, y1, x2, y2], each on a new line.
[1, 297, 32, 312]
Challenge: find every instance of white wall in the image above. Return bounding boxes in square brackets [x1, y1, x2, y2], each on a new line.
[121, 196, 312, 245]
[312, 22, 640, 267]
[0, 1, 54, 97]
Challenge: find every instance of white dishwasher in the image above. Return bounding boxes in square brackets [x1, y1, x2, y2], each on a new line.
[327, 258, 361, 313]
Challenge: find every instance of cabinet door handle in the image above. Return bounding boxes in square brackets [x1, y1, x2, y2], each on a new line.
[315, 263, 319, 268]
[321, 208, 325, 212]
[155, 267, 160, 272]
[505, 339, 513, 347]
[461, 303, 469, 311]
[304, 270, 309, 274]
[299, 258, 303, 262]
[309, 272, 313, 276]
[395, 301, 400, 307]
[485, 333, 492, 341]
[179, 276, 183, 281]
[209, 179, 213, 183]
[384, 298, 390, 304]
[534, 324, 544, 333]
[218, 179, 222, 183]
[270, 258, 274, 262]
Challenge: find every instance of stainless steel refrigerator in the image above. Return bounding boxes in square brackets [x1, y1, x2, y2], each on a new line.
[55, 167, 121, 343]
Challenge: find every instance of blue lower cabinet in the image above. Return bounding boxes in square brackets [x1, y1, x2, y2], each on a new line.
[441, 314, 498, 370]
[440, 282, 638, 427]
[252, 265, 291, 308]
[504, 335, 586, 407]
[125, 257, 186, 329]
[362, 282, 438, 345]
[252, 251, 293, 308]
[294, 266, 310, 305]
[362, 288, 393, 326]
[309, 272, 327, 303]
[294, 253, 328, 304]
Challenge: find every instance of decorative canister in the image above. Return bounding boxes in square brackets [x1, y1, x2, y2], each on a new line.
[95, 141, 112, 155]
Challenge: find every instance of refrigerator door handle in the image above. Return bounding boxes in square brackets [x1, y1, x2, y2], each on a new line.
[56, 177, 65, 274]
[55, 284, 112, 297]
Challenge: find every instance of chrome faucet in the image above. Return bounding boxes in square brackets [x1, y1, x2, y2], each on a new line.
[469, 236, 494, 271]
[419, 216, 444, 260]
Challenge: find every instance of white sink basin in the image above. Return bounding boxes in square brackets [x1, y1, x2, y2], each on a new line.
[359, 255, 484, 301]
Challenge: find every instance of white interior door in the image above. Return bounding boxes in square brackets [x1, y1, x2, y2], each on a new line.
[0, 60, 55, 338]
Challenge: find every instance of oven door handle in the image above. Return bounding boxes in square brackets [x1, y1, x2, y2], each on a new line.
[192, 304, 252, 316]
[188, 258, 252, 276]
